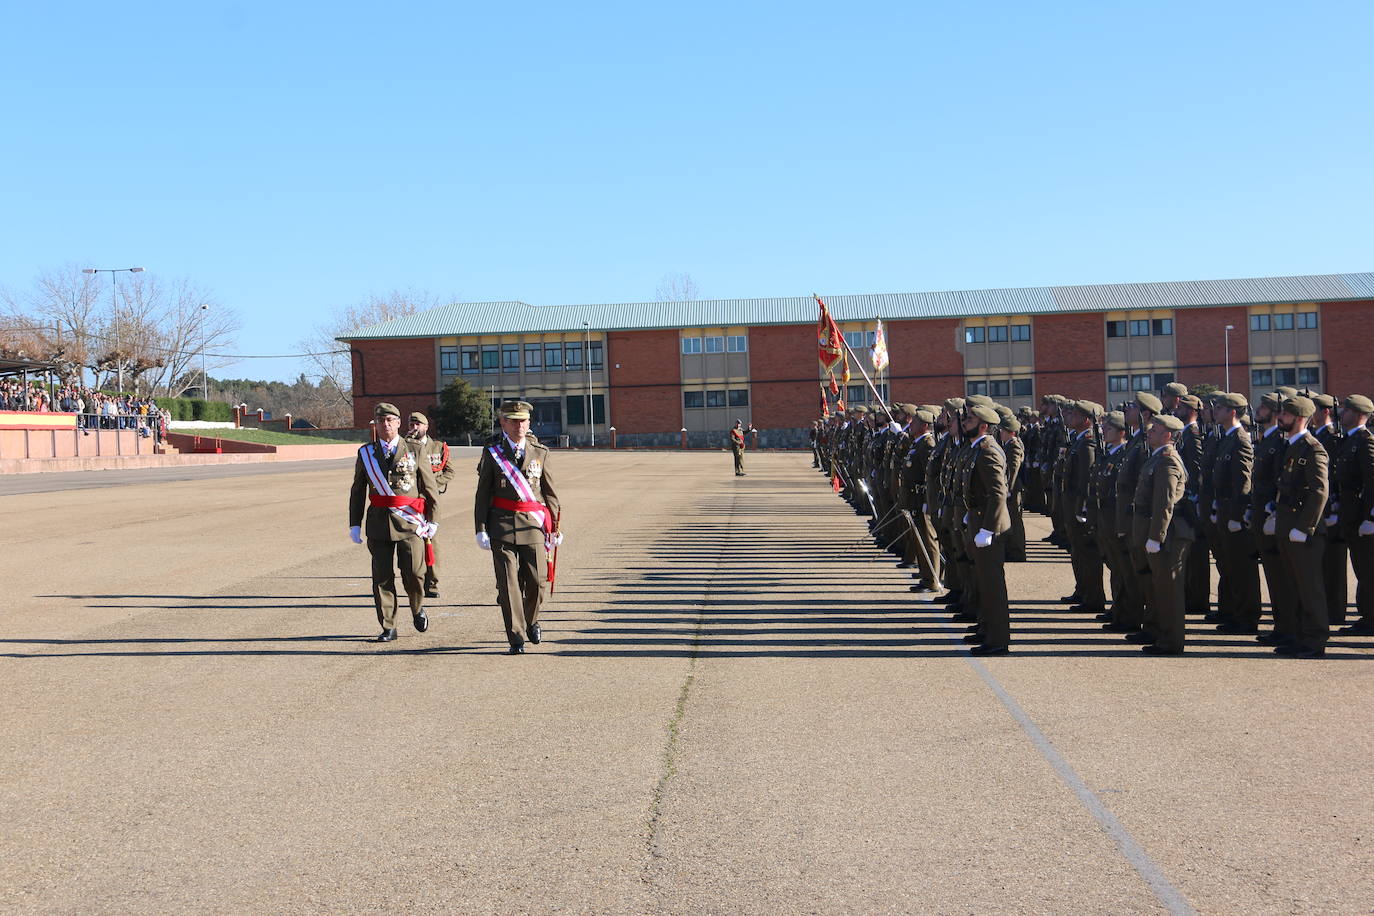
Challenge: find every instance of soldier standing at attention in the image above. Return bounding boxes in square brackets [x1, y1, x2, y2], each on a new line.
[1252, 393, 1296, 642]
[1134, 414, 1193, 654]
[406, 411, 456, 599]
[730, 419, 749, 477]
[901, 406, 942, 592]
[349, 403, 440, 642]
[959, 403, 1012, 655]
[1335, 395, 1374, 635]
[1174, 394, 1210, 614]
[1119, 392, 1161, 642]
[474, 400, 563, 654]
[1063, 400, 1105, 614]
[1093, 411, 1132, 632]
[1308, 393, 1347, 628]
[1210, 393, 1262, 634]
[997, 410, 1027, 563]
[1273, 395, 1330, 657]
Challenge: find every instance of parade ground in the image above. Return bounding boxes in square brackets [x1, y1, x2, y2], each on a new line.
[3, 451, 1371, 915]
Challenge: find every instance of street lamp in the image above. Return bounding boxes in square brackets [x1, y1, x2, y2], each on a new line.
[582, 321, 594, 447]
[1224, 324, 1235, 392]
[200, 304, 210, 403]
[83, 266, 145, 393]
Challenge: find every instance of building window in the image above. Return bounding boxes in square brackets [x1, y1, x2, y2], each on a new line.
[1153, 373, 1175, 389]
[565, 395, 605, 426]
[682, 337, 702, 355]
[1108, 375, 1131, 392]
[565, 343, 583, 369]
[1129, 320, 1150, 337]
[704, 336, 725, 354]
[1297, 311, 1319, 329]
[1272, 313, 1294, 331]
[544, 344, 563, 369]
[502, 344, 520, 370]
[728, 389, 749, 407]
[987, 325, 1009, 343]
[683, 390, 704, 409]
[845, 331, 876, 349]
[1132, 373, 1152, 390]
[524, 344, 542, 372]
[989, 379, 1010, 398]
[1152, 319, 1173, 336]
[965, 327, 986, 344]
[1010, 324, 1031, 342]
[1250, 314, 1270, 332]
[481, 345, 500, 373]
[726, 335, 747, 352]
[461, 346, 480, 375]
[1251, 369, 1272, 387]
[705, 389, 727, 408]
[588, 341, 603, 369]
[1012, 378, 1033, 396]
[845, 384, 886, 403]
[966, 380, 988, 396]
[440, 346, 459, 373]
[1298, 367, 1321, 386]
[1106, 321, 1127, 338]
[1275, 367, 1297, 386]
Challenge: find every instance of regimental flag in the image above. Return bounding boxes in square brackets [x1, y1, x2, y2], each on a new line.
[816, 294, 850, 398]
[871, 318, 889, 372]
[820, 385, 830, 419]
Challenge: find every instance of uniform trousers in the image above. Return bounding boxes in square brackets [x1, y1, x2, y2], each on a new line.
[1185, 521, 1211, 611]
[1067, 516, 1106, 611]
[1322, 534, 1348, 626]
[954, 523, 978, 613]
[1128, 529, 1155, 638]
[1350, 534, 1374, 626]
[1256, 529, 1297, 634]
[732, 447, 745, 475]
[1216, 524, 1262, 626]
[1006, 492, 1027, 562]
[368, 536, 425, 628]
[967, 531, 1010, 646]
[1276, 532, 1328, 651]
[938, 516, 964, 597]
[1146, 538, 1191, 652]
[907, 506, 942, 589]
[1096, 528, 1127, 621]
[491, 539, 549, 646]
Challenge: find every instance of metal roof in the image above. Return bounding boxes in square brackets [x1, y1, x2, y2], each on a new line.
[338, 271, 1374, 341]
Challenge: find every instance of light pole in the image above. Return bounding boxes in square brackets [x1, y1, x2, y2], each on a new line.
[200, 304, 210, 403]
[583, 321, 594, 447]
[82, 266, 145, 393]
[1224, 324, 1235, 392]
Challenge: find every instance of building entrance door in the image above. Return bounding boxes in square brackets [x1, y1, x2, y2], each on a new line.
[530, 398, 562, 442]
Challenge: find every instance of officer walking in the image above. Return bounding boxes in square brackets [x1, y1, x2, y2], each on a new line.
[406, 411, 456, 598]
[474, 400, 563, 654]
[349, 403, 440, 642]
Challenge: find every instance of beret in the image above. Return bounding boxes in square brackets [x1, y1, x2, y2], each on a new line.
[969, 404, 1001, 425]
[1216, 392, 1248, 409]
[1135, 391, 1163, 413]
[1179, 394, 1202, 410]
[1309, 392, 1335, 409]
[1163, 382, 1189, 397]
[994, 404, 1013, 419]
[374, 402, 401, 418]
[1103, 410, 1127, 430]
[1260, 392, 1282, 410]
[408, 411, 428, 425]
[1342, 394, 1373, 414]
[913, 407, 938, 424]
[1281, 396, 1316, 418]
[1275, 386, 1298, 399]
[1071, 399, 1102, 419]
[943, 397, 965, 411]
[999, 415, 1021, 432]
[1155, 414, 1184, 432]
[966, 394, 996, 408]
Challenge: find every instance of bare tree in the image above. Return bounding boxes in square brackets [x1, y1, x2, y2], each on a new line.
[137, 276, 240, 397]
[297, 288, 444, 427]
[655, 272, 701, 302]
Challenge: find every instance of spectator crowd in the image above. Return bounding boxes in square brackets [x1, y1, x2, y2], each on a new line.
[1, 379, 169, 440]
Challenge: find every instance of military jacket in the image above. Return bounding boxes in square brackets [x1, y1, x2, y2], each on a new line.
[1002, 435, 1024, 494]
[473, 433, 561, 546]
[1132, 444, 1192, 544]
[925, 433, 951, 517]
[348, 438, 440, 541]
[1064, 429, 1098, 519]
[412, 435, 456, 491]
[1090, 442, 1127, 533]
[1197, 427, 1222, 513]
[1251, 425, 1287, 516]
[1275, 432, 1328, 536]
[961, 434, 1011, 535]
[1114, 431, 1148, 538]
[1334, 426, 1374, 538]
[1312, 424, 1343, 533]
[1211, 426, 1254, 526]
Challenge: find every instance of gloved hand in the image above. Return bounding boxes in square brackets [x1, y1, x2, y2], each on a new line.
[921, 503, 928, 514]
[476, 531, 491, 550]
[349, 526, 362, 544]
[552, 532, 565, 547]
[1210, 513, 1218, 524]
[963, 512, 970, 525]
[888, 421, 902, 434]
[1360, 519, 1374, 537]
[1076, 515, 1087, 524]
[1262, 514, 1277, 536]
[1289, 528, 1308, 543]
[419, 521, 439, 539]
[1145, 538, 1161, 554]
[974, 529, 993, 548]
[1325, 514, 1339, 528]
[1227, 520, 1243, 533]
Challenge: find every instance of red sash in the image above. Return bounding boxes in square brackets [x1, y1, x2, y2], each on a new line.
[491, 496, 553, 535]
[367, 494, 435, 565]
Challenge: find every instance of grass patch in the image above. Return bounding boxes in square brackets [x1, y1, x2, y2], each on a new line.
[170, 427, 363, 446]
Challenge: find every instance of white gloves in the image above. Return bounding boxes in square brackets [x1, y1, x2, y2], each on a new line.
[1076, 515, 1087, 524]
[1145, 538, 1161, 554]
[974, 529, 993, 548]
[1210, 513, 1218, 524]
[1325, 514, 1340, 528]
[1262, 515, 1277, 536]
[1360, 519, 1374, 537]
[418, 520, 438, 539]
[963, 512, 970, 525]
[1289, 528, 1308, 543]
[921, 503, 928, 514]
[888, 421, 902, 434]
[552, 532, 565, 547]
[476, 531, 491, 550]
[349, 526, 362, 544]
[1227, 520, 1243, 533]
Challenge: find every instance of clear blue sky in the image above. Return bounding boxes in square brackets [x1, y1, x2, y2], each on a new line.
[4, 1, 1371, 382]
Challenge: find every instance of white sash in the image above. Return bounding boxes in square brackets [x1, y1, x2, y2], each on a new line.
[360, 443, 438, 539]
[488, 445, 554, 550]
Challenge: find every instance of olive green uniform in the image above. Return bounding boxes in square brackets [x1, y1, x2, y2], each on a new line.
[349, 438, 440, 629]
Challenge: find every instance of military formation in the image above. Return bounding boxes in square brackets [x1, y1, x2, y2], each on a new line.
[815, 384, 1374, 657]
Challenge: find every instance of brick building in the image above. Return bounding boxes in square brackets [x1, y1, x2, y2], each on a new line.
[339, 272, 1374, 446]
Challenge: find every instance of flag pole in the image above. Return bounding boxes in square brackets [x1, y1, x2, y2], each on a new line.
[814, 294, 892, 418]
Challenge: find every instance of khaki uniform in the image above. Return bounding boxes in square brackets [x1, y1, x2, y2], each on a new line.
[474, 434, 561, 646]
[1334, 425, 1374, 628]
[348, 439, 440, 629]
[1002, 434, 1027, 562]
[1064, 428, 1105, 611]
[927, 432, 957, 598]
[1132, 443, 1193, 651]
[1275, 432, 1329, 650]
[730, 427, 746, 475]
[1312, 424, 1347, 625]
[412, 435, 456, 593]
[1177, 422, 1210, 611]
[900, 430, 941, 589]
[1253, 425, 1294, 630]
[1092, 442, 1129, 624]
[961, 434, 1012, 646]
[1114, 431, 1150, 627]
[1212, 425, 1261, 627]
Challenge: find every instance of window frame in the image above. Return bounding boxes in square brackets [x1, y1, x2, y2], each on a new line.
[588, 341, 604, 369]
[1152, 319, 1173, 336]
[1106, 321, 1127, 338]
[727, 388, 749, 407]
[439, 346, 459, 373]
[1271, 313, 1294, 331]
[544, 343, 563, 369]
[705, 389, 727, 408]
[681, 337, 703, 355]
[1250, 314, 1270, 332]
[726, 335, 747, 353]
[1108, 374, 1130, 392]
[1251, 369, 1272, 387]
[524, 343, 542, 371]
[460, 346, 480, 375]
[987, 325, 1009, 343]
[1129, 319, 1151, 337]
[1010, 324, 1031, 342]
[1296, 311, 1319, 330]
[704, 336, 725, 354]
[1012, 378, 1033, 396]
[683, 390, 704, 409]
[501, 344, 520, 370]
[564, 342, 583, 369]
[964, 327, 986, 344]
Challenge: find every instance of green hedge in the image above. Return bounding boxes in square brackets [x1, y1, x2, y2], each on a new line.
[154, 397, 235, 422]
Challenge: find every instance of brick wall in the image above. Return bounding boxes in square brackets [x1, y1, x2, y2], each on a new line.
[1320, 299, 1374, 396]
[350, 339, 437, 427]
[1033, 314, 1106, 403]
[749, 324, 818, 429]
[888, 319, 965, 405]
[1175, 305, 1247, 390]
[608, 329, 682, 434]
